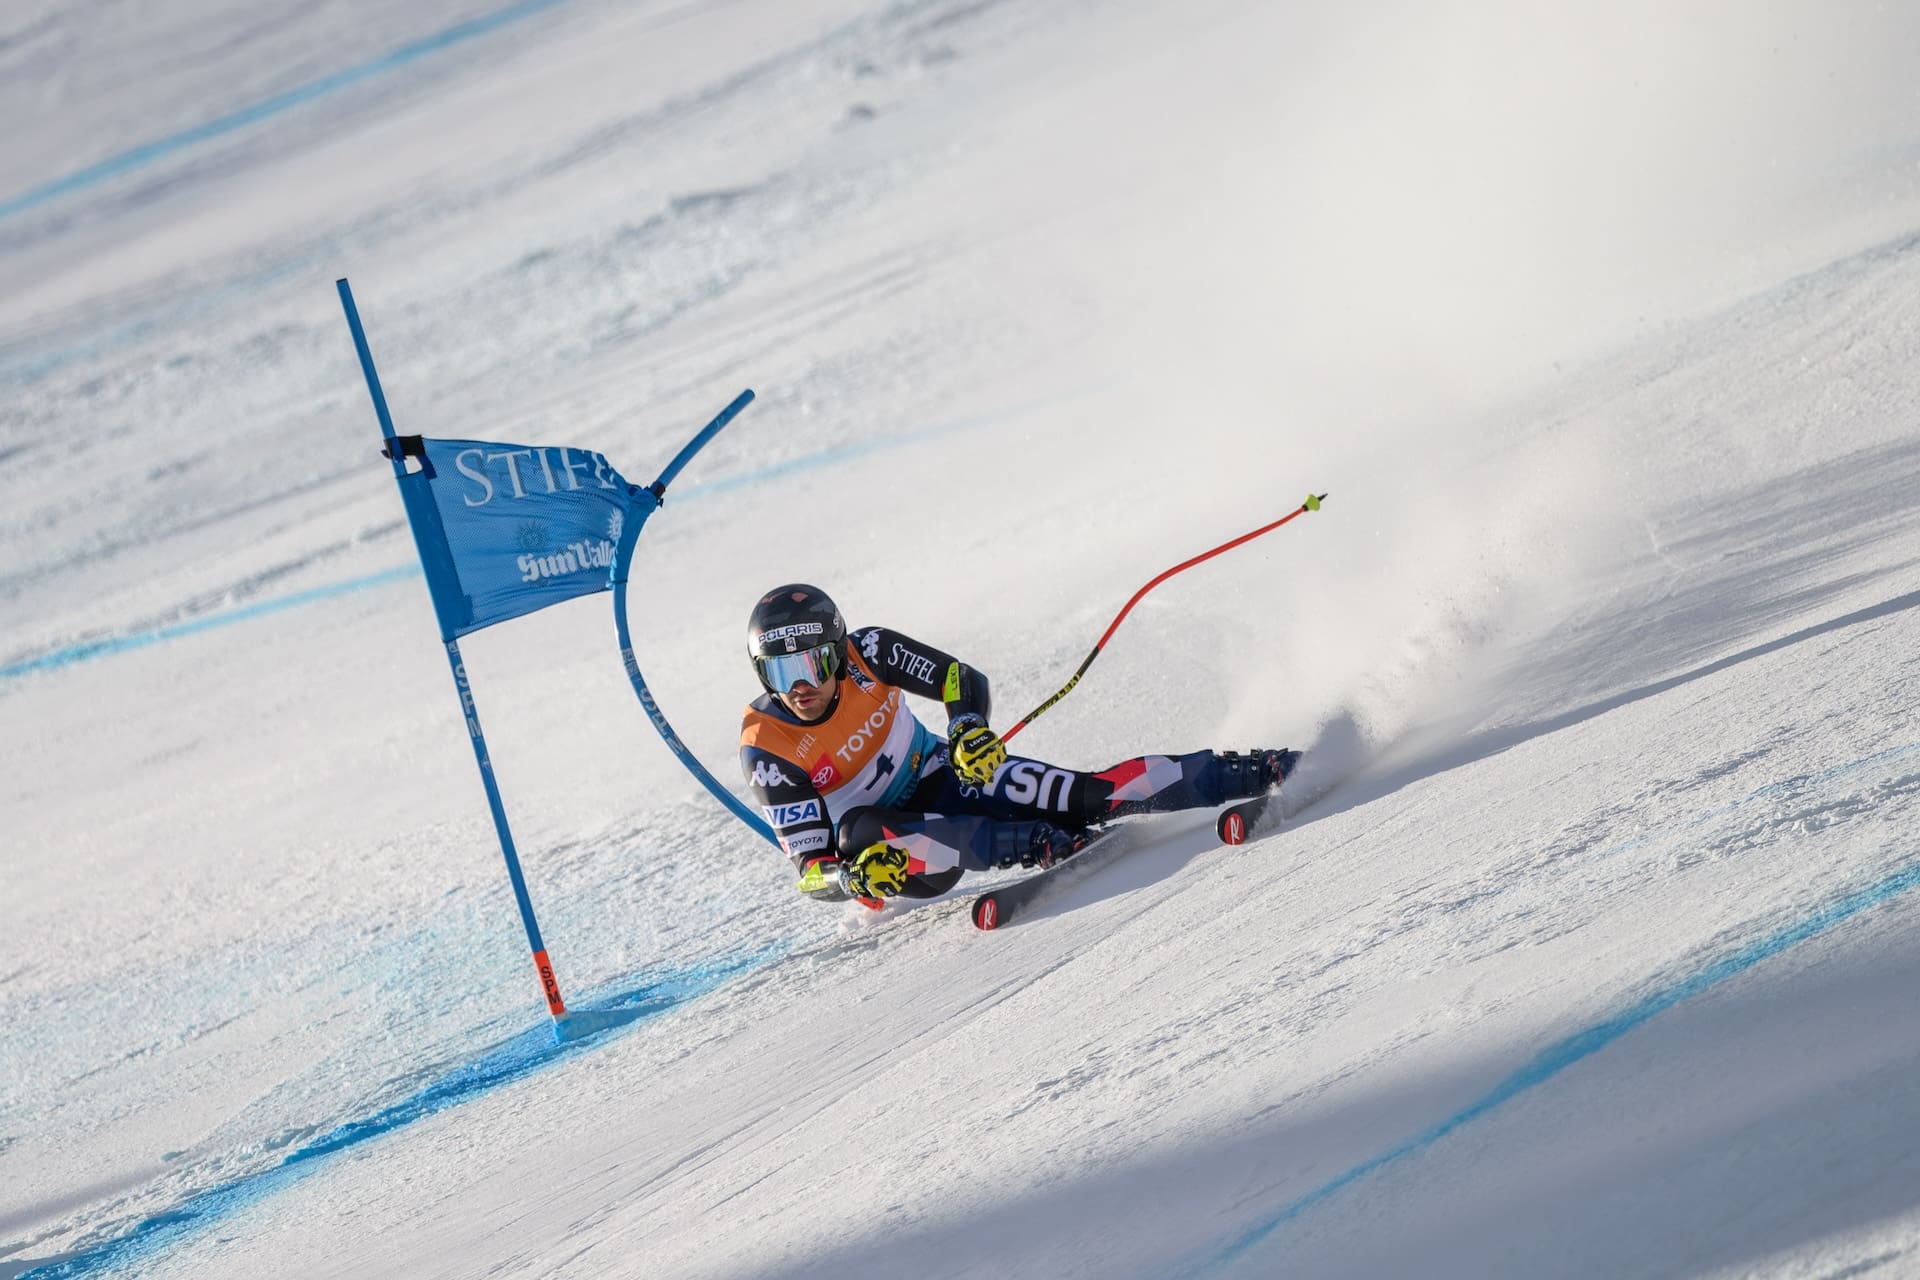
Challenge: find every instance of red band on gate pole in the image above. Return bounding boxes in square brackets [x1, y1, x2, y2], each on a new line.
[533, 950, 566, 1017]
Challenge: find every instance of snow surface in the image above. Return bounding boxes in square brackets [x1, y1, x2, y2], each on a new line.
[5, 1, 1920, 1276]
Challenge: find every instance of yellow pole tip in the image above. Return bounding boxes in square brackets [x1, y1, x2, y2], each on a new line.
[1303, 494, 1322, 511]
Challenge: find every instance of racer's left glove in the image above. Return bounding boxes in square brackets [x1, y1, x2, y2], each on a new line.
[947, 714, 1007, 787]
[842, 841, 911, 900]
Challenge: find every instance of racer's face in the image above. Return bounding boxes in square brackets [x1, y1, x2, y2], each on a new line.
[777, 671, 837, 721]
[758, 640, 843, 721]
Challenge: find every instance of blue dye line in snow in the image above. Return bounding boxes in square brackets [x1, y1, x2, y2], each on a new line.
[0, 0, 581, 225]
[0, 566, 421, 681]
[0, 402, 1045, 684]
[1187, 855, 1920, 1277]
[18, 945, 784, 1280]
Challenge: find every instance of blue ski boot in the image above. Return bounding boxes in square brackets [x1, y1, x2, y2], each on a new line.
[1213, 748, 1300, 803]
[989, 821, 1090, 870]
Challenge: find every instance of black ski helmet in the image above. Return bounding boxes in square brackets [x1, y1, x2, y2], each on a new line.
[747, 584, 848, 694]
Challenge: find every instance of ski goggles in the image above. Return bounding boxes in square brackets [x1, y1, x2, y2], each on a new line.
[755, 641, 842, 693]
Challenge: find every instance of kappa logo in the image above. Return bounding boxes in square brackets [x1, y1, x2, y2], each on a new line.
[751, 760, 796, 788]
[859, 629, 881, 662]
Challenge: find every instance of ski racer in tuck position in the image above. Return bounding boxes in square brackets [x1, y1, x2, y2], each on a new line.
[738, 584, 1297, 904]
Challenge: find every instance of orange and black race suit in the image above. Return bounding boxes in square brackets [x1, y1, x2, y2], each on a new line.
[740, 627, 1270, 902]
[740, 627, 976, 863]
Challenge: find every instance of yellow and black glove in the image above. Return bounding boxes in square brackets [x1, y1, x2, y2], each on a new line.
[794, 857, 846, 899]
[948, 714, 1007, 787]
[842, 841, 911, 899]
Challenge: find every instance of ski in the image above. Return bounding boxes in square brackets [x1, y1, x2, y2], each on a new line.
[1215, 793, 1275, 844]
[970, 750, 1304, 930]
[970, 826, 1129, 931]
[1215, 748, 1303, 845]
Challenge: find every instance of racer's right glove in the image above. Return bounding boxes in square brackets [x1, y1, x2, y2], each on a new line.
[947, 714, 1008, 787]
[794, 856, 847, 899]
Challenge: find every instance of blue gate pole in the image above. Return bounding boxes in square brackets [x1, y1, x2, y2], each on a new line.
[612, 390, 779, 847]
[337, 277, 569, 1023]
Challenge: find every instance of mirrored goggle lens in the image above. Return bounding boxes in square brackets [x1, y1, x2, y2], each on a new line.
[756, 643, 840, 692]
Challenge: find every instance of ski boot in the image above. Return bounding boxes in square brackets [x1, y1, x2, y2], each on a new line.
[1214, 748, 1301, 844]
[1213, 748, 1300, 803]
[989, 821, 1089, 871]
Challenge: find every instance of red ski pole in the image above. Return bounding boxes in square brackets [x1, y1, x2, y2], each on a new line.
[1002, 494, 1326, 743]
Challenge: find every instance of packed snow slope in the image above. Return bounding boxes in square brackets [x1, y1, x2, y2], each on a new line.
[5, 2, 1920, 1277]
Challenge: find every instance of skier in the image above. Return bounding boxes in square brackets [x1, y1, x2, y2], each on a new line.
[739, 584, 1297, 904]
